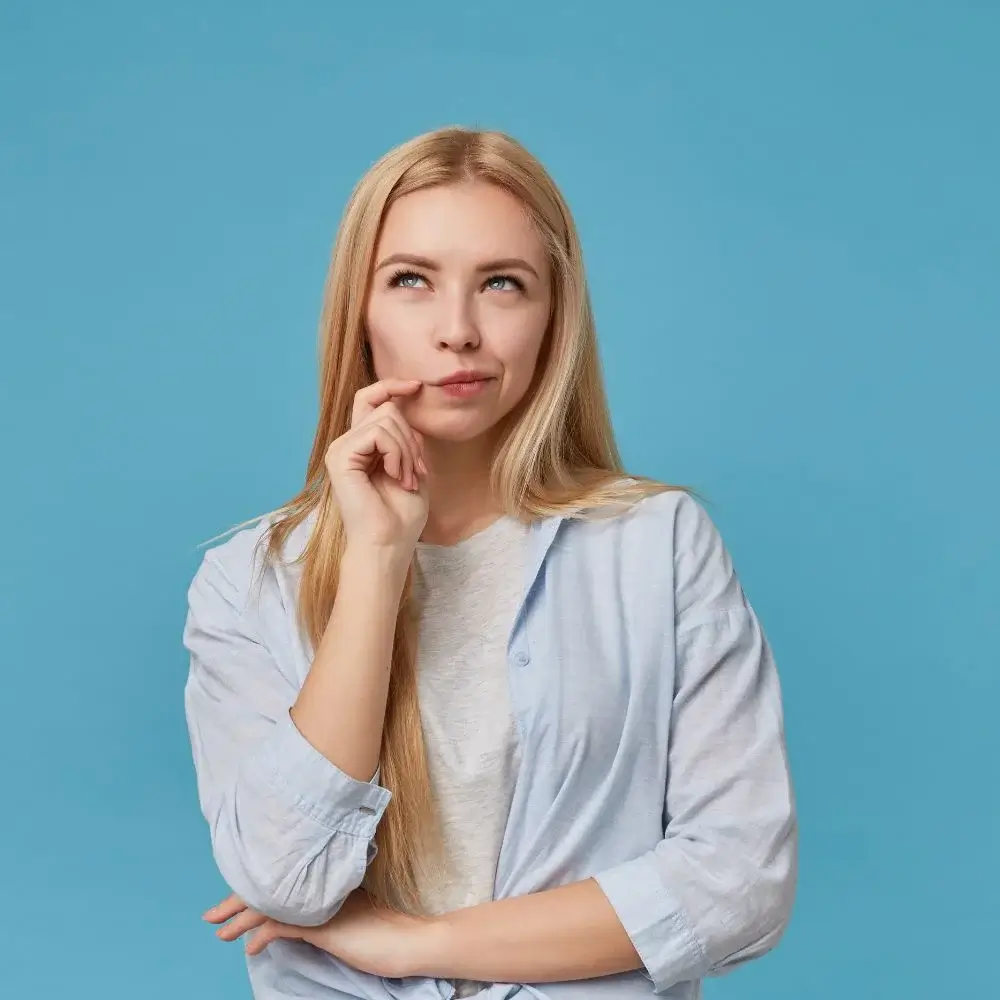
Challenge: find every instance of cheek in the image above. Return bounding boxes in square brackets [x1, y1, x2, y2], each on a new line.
[366, 308, 415, 375]
[497, 323, 547, 393]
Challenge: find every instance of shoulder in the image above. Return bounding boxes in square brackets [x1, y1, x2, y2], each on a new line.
[560, 485, 715, 554]
[627, 488, 745, 624]
[625, 485, 710, 540]
[559, 485, 743, 623]
[187, 509, 315, 615]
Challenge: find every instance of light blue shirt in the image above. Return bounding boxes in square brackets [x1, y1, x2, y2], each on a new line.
[183, 488, 797, 999]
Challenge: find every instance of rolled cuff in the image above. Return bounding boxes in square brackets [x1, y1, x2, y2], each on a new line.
[594, 853, 708, 993]
[255, 711, 392, 838]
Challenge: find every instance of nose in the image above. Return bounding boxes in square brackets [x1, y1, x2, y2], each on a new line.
[435, 296, 481, 353]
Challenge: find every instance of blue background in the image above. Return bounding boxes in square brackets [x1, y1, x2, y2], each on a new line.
[2, 2, 996, 997]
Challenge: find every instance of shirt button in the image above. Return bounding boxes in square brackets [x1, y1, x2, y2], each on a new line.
[513, 651, 530, 667]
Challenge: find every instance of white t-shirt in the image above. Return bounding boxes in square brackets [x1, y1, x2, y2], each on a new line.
[411, 514, 529, 998]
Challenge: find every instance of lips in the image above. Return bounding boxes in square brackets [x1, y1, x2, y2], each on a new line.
[432, 373, 496, 399]
[435, 372, 496, 386]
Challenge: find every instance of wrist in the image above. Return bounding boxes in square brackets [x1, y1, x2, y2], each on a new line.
[405, 913, 455, 979]
[341, 542, 412, 588]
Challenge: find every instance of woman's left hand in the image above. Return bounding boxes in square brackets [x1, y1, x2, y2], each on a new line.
[203, 890, 441, 980]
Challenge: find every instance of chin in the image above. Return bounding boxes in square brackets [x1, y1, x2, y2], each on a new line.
[409, 409, 500, 444]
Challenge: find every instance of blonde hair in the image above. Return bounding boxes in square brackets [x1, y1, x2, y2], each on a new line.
[206, 125, 693, 913]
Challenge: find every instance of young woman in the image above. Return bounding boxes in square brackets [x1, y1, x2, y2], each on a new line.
[183, 126, 797, 1000]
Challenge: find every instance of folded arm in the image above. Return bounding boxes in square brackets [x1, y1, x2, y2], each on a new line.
[414, 877, 640, 984]
[183, 545, 397, 926]
[592, 602, 798, 990]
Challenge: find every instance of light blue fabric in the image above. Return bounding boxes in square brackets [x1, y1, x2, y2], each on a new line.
[183, 488, 797, 999]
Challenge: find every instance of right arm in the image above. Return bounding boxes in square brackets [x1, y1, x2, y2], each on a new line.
[184, 378, 429, 927]
[288, 544, 408, 784]
[183, 545, 405, 927]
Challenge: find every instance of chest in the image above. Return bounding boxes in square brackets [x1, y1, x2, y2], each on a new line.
[511, 533, 677, 779]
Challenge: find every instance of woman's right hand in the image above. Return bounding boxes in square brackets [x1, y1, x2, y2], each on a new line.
[324, 379, 430, 555]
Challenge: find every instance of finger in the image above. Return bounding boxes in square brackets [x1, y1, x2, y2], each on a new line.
[216, 907, 268, 941]
[245, 920, 302, 957]
[203, 894, 246, 923]
[364, 400, 421, 456]
[412, 429, 429, 475]
[373, 408, 423, 488]
[363, 417, 418, 491]
[373, 422, 411, 486]
[350, 423, 409, 486]
[351, 379, 422, 427]
[375, 419, 417, 490]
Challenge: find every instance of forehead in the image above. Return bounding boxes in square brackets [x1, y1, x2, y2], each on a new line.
[375, 182, 544, 262]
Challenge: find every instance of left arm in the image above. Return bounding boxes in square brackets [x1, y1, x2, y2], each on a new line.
[415, 877, 641, 982]
[585, 495, 798, 990]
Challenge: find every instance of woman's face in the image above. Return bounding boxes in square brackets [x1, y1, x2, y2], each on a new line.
[364, 181, 552, 443]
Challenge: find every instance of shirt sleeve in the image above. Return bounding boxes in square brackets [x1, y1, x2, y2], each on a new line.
[183, 547, 392, 926]
[593, 494, 798, 991]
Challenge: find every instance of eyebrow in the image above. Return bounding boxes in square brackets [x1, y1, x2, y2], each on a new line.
[374, 253, 540, 280]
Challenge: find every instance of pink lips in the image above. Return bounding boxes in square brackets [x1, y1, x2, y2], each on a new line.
[430, 369, 497, 398]
[435, 369, 495, 386]
[435, 376, 494, 399]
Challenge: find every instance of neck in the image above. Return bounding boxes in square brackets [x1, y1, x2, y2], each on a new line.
[420, 434, 504, 546]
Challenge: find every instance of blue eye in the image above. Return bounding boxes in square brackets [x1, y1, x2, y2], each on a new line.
[486, 273, 525, 292]
[387, 269, 425, 289]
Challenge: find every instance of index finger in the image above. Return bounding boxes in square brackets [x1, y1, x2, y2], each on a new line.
[351, 378, 422, 425]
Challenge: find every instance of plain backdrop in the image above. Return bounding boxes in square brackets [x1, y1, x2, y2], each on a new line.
[1, 2, 997, 998]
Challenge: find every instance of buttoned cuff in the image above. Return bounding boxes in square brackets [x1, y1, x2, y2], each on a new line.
[255, 711, 392, 838]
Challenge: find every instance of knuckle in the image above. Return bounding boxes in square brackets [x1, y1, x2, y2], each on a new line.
[378, 418, 401, 440]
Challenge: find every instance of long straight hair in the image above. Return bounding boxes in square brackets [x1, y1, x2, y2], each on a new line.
[212, 126, 688, 913]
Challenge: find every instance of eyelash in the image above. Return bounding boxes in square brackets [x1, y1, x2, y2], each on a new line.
[386, 269, 526, 293]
